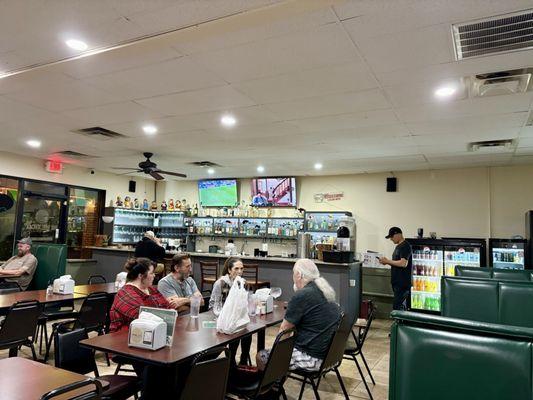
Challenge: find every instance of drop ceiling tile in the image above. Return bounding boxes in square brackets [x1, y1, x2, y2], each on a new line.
[82, 56, 226, 100]
[136, 85, 257, 116]
[191, 23, 360, 83]
[0, 96, 57, 123]
[205, 121, 301, 139]
[233, 61, 376, 104]
[287, 109, 399, 131]
[263, 88, 390, 120]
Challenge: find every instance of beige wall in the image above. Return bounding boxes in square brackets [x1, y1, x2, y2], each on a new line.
[158, 165, 533, 256]
[0, 151, 156, 204]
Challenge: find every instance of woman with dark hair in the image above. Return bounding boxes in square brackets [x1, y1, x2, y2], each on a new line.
[109, 257, 179, 332]
[210, 257, 252, 366]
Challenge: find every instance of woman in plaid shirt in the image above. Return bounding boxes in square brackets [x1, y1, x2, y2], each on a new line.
[110, 258, 180, 332]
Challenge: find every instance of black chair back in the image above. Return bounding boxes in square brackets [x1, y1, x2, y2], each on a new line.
[357, 301, 375, 350]
[180, 347, 231, 400]
[257, 328, 296, 394]
[87, 275, 107, 284]
[40, 378, 102, 400]
[0, 300, 41, 344]
[54, 322, 98, 376]
[0, 287, 21, 295]
[320, 312, 348, 373]
[78, 292, 109, 332]
[0, 281, 22, 294]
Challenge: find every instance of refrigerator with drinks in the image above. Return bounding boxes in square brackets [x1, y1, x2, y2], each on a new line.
[489, 238, 526, 270]
[407, 238, 487, 312]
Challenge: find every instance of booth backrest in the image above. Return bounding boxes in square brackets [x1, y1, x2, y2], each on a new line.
[455, 266, 533, 281]
[442, 277, 533, 328]
[29, 244, 67, 290]
[390, 311, 533, 400]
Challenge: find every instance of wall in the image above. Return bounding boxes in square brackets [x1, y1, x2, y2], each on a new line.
[157, 165, 533, 256]
[0, 151, 156, 204]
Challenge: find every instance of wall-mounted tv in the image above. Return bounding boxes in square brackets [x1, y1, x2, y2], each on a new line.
[198, 179, 238, 207]
[251, 177, 296, 207]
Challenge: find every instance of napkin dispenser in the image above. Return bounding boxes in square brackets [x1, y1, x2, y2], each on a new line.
[128, 312, 167, 351]
[53, 275, 75, 294]
[255, 288, 274, 314]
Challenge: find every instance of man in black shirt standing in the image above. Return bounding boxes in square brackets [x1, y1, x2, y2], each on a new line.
[379, 227, 412, 310]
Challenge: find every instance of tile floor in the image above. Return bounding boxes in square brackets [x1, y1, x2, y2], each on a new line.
[3, 318, 392, 399]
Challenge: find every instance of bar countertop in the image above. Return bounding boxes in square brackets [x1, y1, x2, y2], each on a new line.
[87, 246, 352, 267]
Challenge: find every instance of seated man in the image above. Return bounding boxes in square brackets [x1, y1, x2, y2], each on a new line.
[258, 258, 341, 371]
[157, 253, 203, 315]
[0, 237, 38, 291]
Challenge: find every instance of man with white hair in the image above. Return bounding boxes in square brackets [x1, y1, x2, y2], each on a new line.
[257, 258, 341, 371]
[134, 230, 166, 263]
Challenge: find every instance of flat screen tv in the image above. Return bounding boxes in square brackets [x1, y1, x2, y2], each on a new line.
[251, 177, 296, 207]
[198, 179, 238, 207]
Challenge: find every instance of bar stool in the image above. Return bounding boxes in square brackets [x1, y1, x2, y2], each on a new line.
[242, 263, 270, 291]
[200, 261, 219, 292]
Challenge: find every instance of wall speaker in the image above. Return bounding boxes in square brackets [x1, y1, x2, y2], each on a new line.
[386, 177, 397, 192]
[128, 180, 136, 193]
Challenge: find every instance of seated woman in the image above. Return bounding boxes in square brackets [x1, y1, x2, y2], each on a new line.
[210, 257, 252, 366]
[110, 257, 179, 332]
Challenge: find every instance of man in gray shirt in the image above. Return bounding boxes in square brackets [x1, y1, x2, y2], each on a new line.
[0, 238, 37, 290]
[157, 254, 203, 315]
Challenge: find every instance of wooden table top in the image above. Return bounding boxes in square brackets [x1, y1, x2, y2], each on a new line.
[81, 302, 286, 366]
[0, 357, 98, 400]
[74, 283, 118, 295]
[0, 289, 86, 312]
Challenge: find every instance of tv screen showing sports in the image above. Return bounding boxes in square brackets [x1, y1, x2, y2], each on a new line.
[198, 179, 238, 207]
[251, 177, 296, 207]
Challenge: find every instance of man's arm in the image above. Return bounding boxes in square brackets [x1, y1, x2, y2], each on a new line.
[279, 318, 295, 333]
[379, 257, 408, 268]
[0, 268, 25, 277]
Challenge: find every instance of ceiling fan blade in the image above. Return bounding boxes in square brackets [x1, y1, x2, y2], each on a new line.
[158, 170, 187, 178]
[115, 170, 142, 176]
[149, 170, 165, 180]
[112, 167, 139, 170]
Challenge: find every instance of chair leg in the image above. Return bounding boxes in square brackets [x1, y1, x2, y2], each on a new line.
[297, 377, 307, 400]
[334, 368, 349, 399]
[8, 347, 18, 358]
[29, 342, 37, 361]
[360, 352, 376, 385]
[114, 363, 122, 375]
[280, 386, 288, 400]
[353, 355, 374, 400]
[44, 325, 57, 362]
[310, 378, 321, 400]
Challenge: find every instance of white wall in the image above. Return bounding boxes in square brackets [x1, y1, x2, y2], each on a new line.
[0, 151, 155, 204]
[157, 165, 533, 256]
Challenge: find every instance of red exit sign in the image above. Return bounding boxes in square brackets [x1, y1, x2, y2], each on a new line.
[45, 160, 63, 174]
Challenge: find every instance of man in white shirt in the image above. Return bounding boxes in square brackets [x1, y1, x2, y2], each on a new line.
[0, 238, 38, 290]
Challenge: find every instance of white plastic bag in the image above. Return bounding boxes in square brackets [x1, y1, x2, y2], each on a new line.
[216, 276, 250, 334]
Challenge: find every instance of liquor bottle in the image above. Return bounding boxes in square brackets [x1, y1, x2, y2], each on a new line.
[193, 204, 198, 217]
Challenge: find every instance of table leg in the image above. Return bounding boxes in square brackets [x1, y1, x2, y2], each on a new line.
[257, 328, 265, 352]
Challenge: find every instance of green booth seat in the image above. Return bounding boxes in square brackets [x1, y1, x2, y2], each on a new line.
[28, 244, 67, 290]
[390, 311, 533, 400]
[455, 266, 533, 282]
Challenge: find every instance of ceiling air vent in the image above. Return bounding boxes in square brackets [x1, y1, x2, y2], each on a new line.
[56, 150, 95, 159]
[452, 9, 533, 60]
[468, 68, 533, 97]
[468, 139, 516, 153]
[72, 127, 126, 140]
[189, 161, 221, 167]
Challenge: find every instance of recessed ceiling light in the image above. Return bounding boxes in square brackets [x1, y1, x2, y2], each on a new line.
[65, 39, 88, 51]
[257, 165, 265, 173]
[142, 125, 158, 135]
[434, 85, 457, 98]
[26, 139, 41, 148]
[220, 114, 237, 127]
[207, 168, 215, 175]
[314, 163, 323, 170]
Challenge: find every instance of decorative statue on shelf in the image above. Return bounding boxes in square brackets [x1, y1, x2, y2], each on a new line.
[175, 199, 181, 211]
[168, 199, 174, 211]
[181, 199, 188, 212]
[133, 198, 140, 209]
[161, 200, 167, 211]
[124, 196, 131, 208]
[150, 201, 158, 211]
[142, 199, 149, 210]
[115, 196, 123, 207]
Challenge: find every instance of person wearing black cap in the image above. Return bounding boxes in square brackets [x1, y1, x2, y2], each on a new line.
[379, 227, 412, 310]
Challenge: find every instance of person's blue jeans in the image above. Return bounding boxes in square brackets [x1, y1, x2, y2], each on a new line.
[392, 285, 410, 310]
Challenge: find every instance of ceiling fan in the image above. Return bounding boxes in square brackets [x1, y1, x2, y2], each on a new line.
[112, 152, 187, 180]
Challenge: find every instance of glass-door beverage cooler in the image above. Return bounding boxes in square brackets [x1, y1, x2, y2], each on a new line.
[489, 238, 526, 270]
[408, 238, 487, 312]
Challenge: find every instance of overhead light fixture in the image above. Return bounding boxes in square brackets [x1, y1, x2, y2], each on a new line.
[207, 168, 215, 175]
[257, 165, 265, 173]
[314, 163, 323, 170]
[26, 139, 41, 148]
[220, 114, 237, 127]
[65, 39, 88, 51]
[434, 85, 457, 98]
[142, 124, 158, 135]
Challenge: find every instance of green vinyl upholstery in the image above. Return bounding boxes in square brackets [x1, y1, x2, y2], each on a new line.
[499, 283, 533, 328]
[441, 278, 499, 323]
[493, 269, 532, 281]
[29, 244, 67, 290]
[454, 266, 491, 279]
[455, 266, 532, 281]
[390, 311, 533, 400]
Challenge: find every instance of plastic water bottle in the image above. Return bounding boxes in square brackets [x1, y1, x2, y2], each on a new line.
[46, 281, 53, 296]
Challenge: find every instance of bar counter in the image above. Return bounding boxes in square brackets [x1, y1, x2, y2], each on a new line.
[87, 246, 362, 321]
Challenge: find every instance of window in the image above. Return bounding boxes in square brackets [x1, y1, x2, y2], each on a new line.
[67, 188, 101, 259]
[0, 177, 20, 260]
